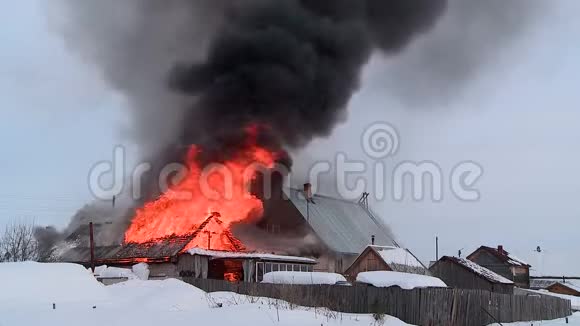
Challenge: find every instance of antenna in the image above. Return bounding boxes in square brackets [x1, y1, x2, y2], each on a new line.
[358, 192, 370, 209]
[435, 236, 439, 261]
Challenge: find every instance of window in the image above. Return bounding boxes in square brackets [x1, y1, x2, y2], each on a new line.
[265, 224, 281, 234]
[272, 264, 279, 272]
[256, 262, 264, 282]
[301, 265, 307, 272]
[265, 263, 272, 274]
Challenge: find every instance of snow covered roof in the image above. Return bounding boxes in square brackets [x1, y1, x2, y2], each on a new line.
[356, 271, 447, 289]
[262, 272, 346, 285]
[188, 248, 317, 264]
[530, 279, 557, 289]
[285, 188, 398, 255]
[468, 246, 531, 267]
[441, 257, 514, 285]
[371, 246, 425, 269]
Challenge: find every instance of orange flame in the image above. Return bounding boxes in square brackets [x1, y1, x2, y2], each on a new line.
[124, 129, 277, 248]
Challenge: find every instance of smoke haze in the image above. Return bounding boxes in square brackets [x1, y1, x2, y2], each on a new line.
[44, 0, 541, 249]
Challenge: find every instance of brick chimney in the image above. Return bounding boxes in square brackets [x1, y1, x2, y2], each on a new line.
[497, 245, 504, 255]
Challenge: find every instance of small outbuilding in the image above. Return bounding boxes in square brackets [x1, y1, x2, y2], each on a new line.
[546, 282, 580, 297]
[467, 245, 531, 288]
[429, 256, 515, 294]
[344, 245, 428, 281]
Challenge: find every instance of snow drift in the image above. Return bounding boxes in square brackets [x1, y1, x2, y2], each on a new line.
[0, 262, 108, 303]
[262, 272, 347, 285]
[357, 271, 447, 290]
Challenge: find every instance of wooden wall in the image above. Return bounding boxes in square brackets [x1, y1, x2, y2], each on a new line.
[184, 278, 572, 326]
[345, 249, 390, 281]
[511, 265, 531, 289]
[430, 260, 514, 294]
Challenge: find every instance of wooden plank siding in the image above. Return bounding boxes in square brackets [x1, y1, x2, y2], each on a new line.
[344, 248, 390, 281]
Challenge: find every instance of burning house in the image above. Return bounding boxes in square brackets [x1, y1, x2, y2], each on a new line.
[47, 1, 453, 283]
[60, 183, 397, 281]
[61, 212, 317, 282]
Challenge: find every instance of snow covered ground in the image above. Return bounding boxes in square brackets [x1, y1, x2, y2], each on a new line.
[0, 262, 410, 326]
[489, 313, 580, 325]
[529, 290, 580, 311]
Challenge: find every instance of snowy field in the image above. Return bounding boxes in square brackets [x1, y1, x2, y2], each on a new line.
[0, 262, 409, 326]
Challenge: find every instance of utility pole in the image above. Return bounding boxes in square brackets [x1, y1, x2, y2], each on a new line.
[435, 236, 439, 261]
[89, 222, 95, 273]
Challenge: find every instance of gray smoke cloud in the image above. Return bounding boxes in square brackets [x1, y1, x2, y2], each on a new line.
[378, 0, 545, 106]
[41, 0, 541, 253]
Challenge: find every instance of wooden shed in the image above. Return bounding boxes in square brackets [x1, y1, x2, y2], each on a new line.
[546, 282, 580, 297]
[430, 256, 515, 294]
[344, 245, 428, 281]
[467, 245, 531, 288]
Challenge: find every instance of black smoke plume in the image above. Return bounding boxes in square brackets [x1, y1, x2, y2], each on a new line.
[171, 0, 446, 153]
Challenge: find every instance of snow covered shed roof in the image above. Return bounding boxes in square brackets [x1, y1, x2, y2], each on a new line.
[434, 256, 514, 285]
[371, 246, 426, 269]
[187, 248, 317, 264]
[530, 279, 557, 290]
[467, 246, 531, 267]
[285, 188, 398, 255]
[356, 271, 447, 289]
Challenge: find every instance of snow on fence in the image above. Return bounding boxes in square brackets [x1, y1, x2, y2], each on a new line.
[184, 278, 572, 326]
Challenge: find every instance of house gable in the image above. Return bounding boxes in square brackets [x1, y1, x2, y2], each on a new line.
[344, 247, 391, 280]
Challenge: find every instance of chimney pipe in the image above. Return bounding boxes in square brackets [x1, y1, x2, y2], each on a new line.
[303, 183, 312, 199]
[498, 245, 504, 254]
[371, 235, 375, 245]
[89, 222, 95, 273]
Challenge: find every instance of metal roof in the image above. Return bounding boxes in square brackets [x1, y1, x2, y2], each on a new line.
[285, 188, 398, 254]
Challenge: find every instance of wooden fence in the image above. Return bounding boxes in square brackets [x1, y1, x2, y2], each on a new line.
[184, 278, 572, 326]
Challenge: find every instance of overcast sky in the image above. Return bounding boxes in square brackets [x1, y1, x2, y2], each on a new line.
[1, 0, 578, 275]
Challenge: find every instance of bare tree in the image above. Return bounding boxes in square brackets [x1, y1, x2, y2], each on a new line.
[0, 220, 39, 262]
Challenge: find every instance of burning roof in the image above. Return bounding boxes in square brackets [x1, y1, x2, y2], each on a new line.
[60, 213, 245, 264]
